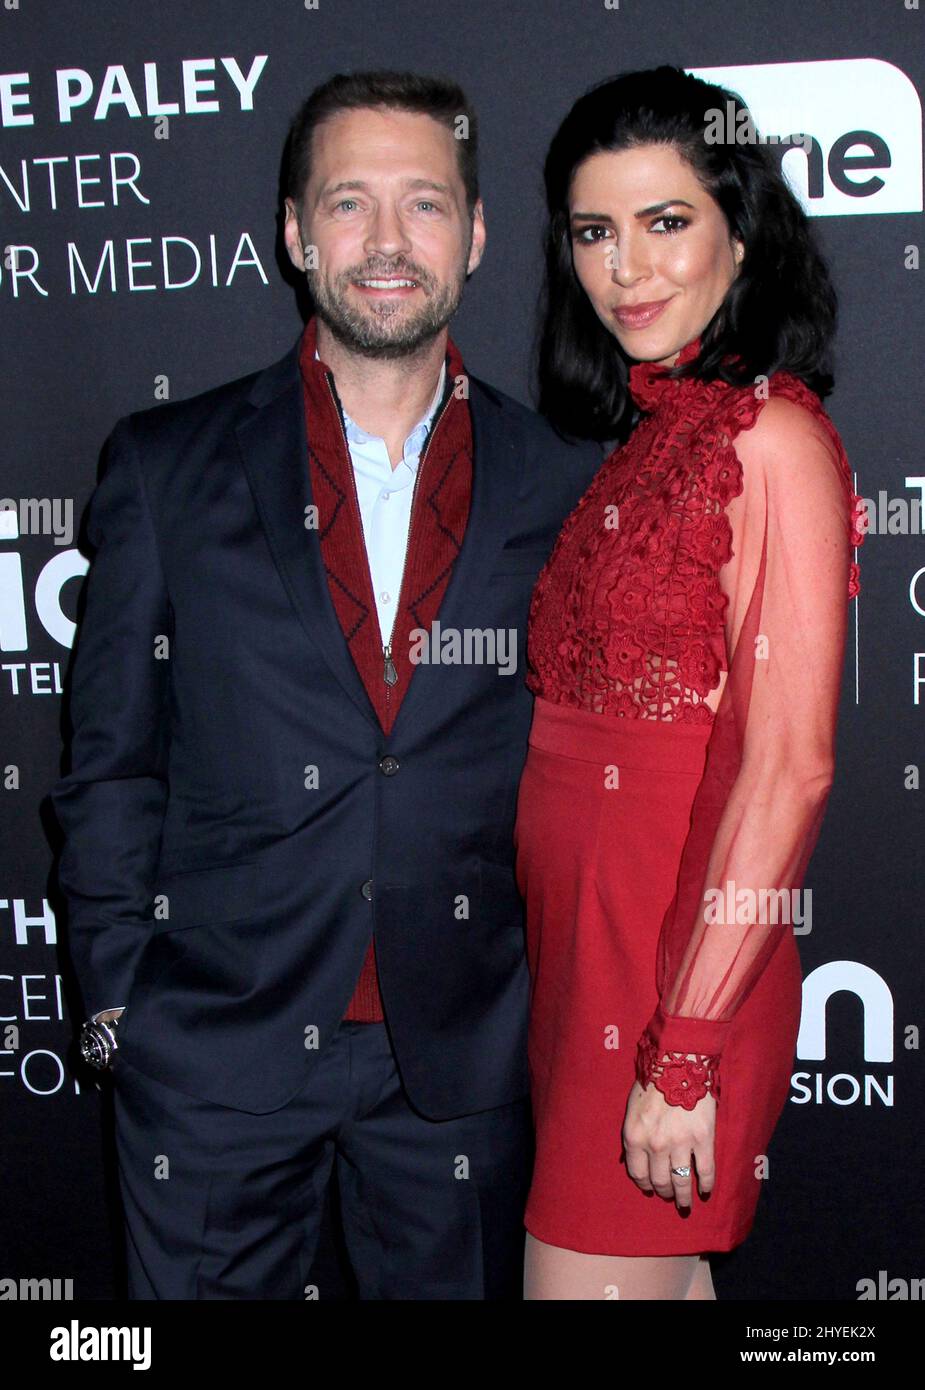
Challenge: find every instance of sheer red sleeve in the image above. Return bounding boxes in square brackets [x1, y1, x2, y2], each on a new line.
[635, 390, 864, 1110]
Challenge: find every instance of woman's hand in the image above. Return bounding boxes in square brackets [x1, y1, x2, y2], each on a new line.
[622, 1072, 717, 1211]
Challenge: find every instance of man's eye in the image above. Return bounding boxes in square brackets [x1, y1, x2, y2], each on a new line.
[334, 199, 359, 212]
[416, 201, 440, 213]
[651, 215, 689, 234]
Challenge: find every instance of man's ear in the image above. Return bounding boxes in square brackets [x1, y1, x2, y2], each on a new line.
[283, 197, 306, 271]
[466, 198, 487, 276]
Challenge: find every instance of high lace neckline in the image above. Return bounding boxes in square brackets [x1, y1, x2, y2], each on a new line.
[628, 335, 702, 413]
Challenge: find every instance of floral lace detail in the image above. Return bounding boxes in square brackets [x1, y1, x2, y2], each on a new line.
[526, 335, 863, 718]
[625, 332, 704, 413]
[635, 1029, 721, 1109]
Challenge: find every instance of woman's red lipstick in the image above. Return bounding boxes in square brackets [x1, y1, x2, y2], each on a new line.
[613, 298, 672, 329]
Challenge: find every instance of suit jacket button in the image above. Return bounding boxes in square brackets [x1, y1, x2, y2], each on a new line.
[379, 755, 400, 776]
[360, 879, 373, 900]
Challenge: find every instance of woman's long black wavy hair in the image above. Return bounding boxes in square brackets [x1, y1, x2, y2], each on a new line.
[537, 66, 838, 443]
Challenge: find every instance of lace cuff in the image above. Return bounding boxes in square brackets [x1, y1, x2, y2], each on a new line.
[635, 1028, 721, 1109]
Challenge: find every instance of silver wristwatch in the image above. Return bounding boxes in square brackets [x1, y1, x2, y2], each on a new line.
[79, 1014, 121, 1070]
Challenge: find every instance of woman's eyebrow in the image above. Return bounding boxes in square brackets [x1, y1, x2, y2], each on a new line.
[570, 198, 696, 222]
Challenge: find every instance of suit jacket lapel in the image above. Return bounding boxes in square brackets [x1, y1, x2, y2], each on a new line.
[234, 339, 515, 739]
[386, 376, 511, 738]
[234, 338, 381, 729]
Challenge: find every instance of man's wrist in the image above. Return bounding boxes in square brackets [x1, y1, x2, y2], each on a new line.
[80, 1010, 124, 1070]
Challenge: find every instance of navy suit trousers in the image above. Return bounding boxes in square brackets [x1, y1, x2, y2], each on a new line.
[112, 1020, 534, 1300]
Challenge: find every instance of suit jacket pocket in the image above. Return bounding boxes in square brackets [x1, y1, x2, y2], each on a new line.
[150, 858, 268, 934]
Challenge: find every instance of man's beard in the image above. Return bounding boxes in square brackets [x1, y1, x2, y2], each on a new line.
[307, 255, 468, 360]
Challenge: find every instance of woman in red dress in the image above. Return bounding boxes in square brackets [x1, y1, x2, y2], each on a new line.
[515, 67, 865, 1299]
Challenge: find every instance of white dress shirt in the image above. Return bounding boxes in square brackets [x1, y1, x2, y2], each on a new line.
[317, 348, 447, 647]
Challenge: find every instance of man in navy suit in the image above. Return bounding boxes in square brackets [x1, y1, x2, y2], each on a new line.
[51, 70, 601, 1300]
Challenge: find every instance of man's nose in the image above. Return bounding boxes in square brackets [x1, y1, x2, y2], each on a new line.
[364, 203, 413, 260]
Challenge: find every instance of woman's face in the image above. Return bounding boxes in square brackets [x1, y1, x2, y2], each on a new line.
[568, 142, 743, 366]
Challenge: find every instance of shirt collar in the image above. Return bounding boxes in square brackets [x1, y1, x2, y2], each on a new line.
[314, 349, 446, 456]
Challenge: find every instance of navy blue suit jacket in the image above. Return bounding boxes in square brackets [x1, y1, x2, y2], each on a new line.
[51, 332, 602, 1117]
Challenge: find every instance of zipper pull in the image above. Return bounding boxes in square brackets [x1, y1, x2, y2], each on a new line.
[383, 644, 398, 687]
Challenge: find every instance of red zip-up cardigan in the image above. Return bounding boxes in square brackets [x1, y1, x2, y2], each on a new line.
[298, 316, 474, 1021]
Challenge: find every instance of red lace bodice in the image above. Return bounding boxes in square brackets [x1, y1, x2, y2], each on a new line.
[526, 336, 865, 1108]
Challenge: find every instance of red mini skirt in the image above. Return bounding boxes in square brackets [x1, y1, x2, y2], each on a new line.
[514, 696, 802, 1256]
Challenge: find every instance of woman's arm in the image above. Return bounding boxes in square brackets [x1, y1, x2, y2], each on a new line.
[635, 394, 861, 1107]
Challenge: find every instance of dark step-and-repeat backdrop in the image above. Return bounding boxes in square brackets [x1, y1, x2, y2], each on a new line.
[1, 0, 922, 1316]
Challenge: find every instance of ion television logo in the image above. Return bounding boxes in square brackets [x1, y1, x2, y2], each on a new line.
[792, 961, 894, 1107]
[687, 60, 922, 217]
[0, 506, 85, 696]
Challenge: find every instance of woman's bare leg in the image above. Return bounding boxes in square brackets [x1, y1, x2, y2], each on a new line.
[524, 1231, 708, 1300]
[684, 1255, 716, 1300]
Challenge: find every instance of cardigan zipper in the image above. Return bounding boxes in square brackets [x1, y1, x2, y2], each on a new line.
[324, 368, 453, 718]
[383, 382, 453, 714]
